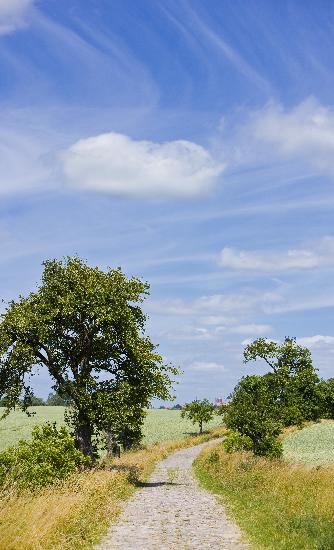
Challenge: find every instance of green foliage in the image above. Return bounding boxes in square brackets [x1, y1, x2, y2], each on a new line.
[0, 408, 224, 451]
[0, 256, 178, 457]
[222, 375, 283, 457]
[317, 378, 334, 419]
[244, 337, 320, 426]
[46, 392, 71, 406]
[29, 395, 45, 406]
[181, 399, 216, 433]
[0, 423, 89, 491]
[223, 431, 253, 453]
[257, 436, 283, 459]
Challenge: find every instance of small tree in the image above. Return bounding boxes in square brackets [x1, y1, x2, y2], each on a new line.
[0, 257, 177, 458]
[222, 375, 283, 457]
[181, 399, 215, 434]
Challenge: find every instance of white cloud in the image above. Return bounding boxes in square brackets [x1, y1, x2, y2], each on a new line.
[0, 0, 34, 34]
[149, 291, 283, 322]
[228, 97, 334, 177]
[231, 324, 272, 335]
[297, 335, 334, 348]
[219, 236, 334, 272]
[0, 122, 52, 194]
[62, 132, 224, 198]
[190, 361, 225, 372]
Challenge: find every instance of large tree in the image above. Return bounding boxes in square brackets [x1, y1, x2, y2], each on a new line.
[244, 337, 321, 425]
[0, 257, 177, 458]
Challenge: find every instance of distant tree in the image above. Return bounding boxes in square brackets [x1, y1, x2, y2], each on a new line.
[46, 392, 71, 406]
[244, 337, 320, 425]
[222, 375, 283, 457]
[0, 397, 9, 407]
[0, 257, 177, 459]
[172, 404, 182, 410]
[29, 395, 45, 406]
[181, 399, 215, 433]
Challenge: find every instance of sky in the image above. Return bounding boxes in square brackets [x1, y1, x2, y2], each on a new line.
[0, 0, 334, 403]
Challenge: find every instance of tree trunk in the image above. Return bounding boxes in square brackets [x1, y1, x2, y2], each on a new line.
[252, 437, 259, 455]
[75, 422, 95, 460]
[105, 430, 121, 458]
[199, 420, 203, 434]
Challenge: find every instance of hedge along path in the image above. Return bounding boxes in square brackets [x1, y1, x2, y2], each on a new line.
[97, 440, 248, 550]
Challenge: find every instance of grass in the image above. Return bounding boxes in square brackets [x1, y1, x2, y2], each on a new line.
[195, 442, 334, 550]
[0, 407, 222, 451]
[283, 420, 334, 465]
[0, 426, 225, 549]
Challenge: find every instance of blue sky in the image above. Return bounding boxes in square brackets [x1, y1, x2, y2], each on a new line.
[1, 0, 334, 402]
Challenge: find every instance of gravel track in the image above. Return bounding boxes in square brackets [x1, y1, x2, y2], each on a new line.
[97, 440, 248, 549]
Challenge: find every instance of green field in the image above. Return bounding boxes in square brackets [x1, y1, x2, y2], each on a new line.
[283, 420, 334, 465]
[0, 407, 222, 451]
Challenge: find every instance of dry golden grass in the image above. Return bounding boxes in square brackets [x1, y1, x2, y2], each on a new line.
[195, 442, 334, 549]
[0, 426, 225, 550]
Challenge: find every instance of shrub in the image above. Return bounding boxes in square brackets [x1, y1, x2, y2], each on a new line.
[257, 436, 283, 459]
[223, 431, 253, 453]
[0, 423, 90, 491]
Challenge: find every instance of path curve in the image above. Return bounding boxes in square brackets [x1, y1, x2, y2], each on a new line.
[97, 440, 247, 549]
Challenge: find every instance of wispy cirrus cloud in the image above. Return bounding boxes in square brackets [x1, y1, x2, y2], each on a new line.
[189, 361, 225, 372]
[0, 0, 35, 35]
[249, 98, 334, 175]
[219, 236, 334, 272]
[223, 97, 334, 178]
[62, 132, 224, 198]
[297, 335, 334, 348]
[0, 117, 53, 194]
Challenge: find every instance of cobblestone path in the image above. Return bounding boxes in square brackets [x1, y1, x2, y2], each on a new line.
[97, 440, 248, 549]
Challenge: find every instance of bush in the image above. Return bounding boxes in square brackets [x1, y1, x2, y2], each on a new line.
[223, 431, 253, 453]
[257, 436, 283, 459]
[0, 423, 90, 491]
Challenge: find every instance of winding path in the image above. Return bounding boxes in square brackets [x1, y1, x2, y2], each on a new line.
[97, 440, 248, 549]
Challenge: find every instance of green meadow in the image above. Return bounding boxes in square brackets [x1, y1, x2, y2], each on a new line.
[0, 407, 223, 451]
[283, 420, 334, 465]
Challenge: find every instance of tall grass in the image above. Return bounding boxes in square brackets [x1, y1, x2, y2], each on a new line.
[0, 427, 225, 550]
[195, 443, 334, 550]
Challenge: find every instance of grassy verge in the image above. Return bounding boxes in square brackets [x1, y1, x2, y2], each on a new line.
[0, 426, 225, 550]
[194, 443, 334, 550]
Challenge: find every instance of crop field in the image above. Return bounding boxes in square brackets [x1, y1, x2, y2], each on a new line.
[0, 407, 223, 451]
[283, 420, 334, 465]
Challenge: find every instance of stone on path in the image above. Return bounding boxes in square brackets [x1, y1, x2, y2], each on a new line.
[97, 440, 248, 550]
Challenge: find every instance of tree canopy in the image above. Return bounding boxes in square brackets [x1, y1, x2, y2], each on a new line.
[0, 257, 177, 457]
[181, 399, 215, 433]
[222, 375, 283, 456]
[244, 337, 320, 426]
